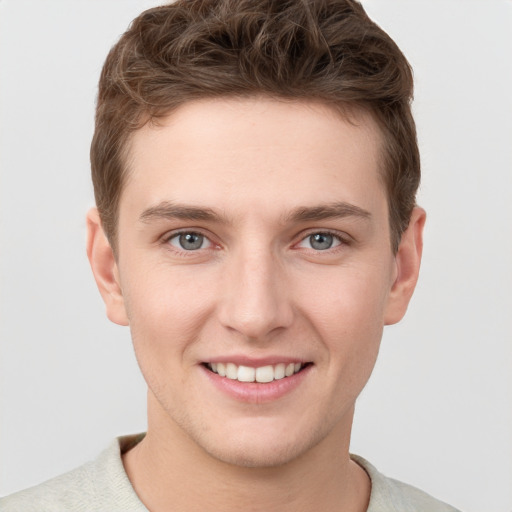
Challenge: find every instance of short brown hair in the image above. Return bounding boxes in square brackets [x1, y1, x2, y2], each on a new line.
[91, 0, 419, 252]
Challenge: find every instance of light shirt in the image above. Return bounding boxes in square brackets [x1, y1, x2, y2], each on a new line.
[0, 434, 461, 511]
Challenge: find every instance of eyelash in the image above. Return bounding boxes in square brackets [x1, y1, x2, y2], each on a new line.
[162, 230, 217, 257]
[295, 230, 349, 252]
[161, 229, 350, 256]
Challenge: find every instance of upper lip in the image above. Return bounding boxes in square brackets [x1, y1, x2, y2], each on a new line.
[203, 355, 310, 367]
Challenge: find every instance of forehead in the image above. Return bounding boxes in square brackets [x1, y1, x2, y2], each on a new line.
[122, 97, 386, 222]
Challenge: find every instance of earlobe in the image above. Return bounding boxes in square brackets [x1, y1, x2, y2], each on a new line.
[86, 208, 129, 326]
[384, 207, 426, 325]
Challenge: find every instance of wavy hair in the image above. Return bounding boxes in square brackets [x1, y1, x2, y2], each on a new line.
[91, 0, 419, 252]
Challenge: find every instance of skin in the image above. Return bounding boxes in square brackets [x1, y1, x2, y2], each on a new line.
[87, 97, 425, 512]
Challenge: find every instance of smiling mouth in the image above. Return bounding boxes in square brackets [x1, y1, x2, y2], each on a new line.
[204, 362, 311, 383]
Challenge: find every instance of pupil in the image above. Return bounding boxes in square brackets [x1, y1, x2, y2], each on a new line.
[310, 233, 333, 250]
[180, 232, 203, 250]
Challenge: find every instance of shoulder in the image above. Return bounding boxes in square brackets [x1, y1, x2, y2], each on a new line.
[0, 435, 147, 512]
[352, 455, 462, 512]
[0, 460, 96, 512]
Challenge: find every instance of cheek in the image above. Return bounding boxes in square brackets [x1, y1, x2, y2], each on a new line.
[299, 262, 390, 324]
[121, 264, 218, 360]
[297, 264, 389, 364]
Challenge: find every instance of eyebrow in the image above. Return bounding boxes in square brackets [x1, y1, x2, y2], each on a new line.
[139, 202, 227, 223]
[139, 200, 371, 225]
[285, 202, 372, 223]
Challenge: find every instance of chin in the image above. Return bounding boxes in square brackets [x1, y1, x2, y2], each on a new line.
[192, 421, 329, 469]
[203, 440, 306, 469]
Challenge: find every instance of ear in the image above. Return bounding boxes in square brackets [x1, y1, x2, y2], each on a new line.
[86, 208, 129, 326]
[384, 207, 426, 325]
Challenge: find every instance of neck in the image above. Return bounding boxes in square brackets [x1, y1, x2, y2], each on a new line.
[123, 394, 370, 512]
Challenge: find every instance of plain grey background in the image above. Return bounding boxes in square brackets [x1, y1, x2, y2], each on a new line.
[1, 1, 511, 511]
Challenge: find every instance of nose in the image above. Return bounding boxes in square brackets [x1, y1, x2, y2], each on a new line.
[218, 247, 294, 340]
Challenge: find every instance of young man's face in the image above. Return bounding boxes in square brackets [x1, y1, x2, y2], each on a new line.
[89, 97, 423, 467]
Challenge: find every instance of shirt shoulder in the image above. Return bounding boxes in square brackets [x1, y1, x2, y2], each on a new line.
[352, 455, 462, 512]
[1, 441, 462, 512]
[0, 435, 147, 512]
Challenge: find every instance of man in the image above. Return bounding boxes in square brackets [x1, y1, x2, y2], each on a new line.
[0, 1, 461, 510]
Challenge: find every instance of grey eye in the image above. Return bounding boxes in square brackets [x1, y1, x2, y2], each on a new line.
[309, 233, 334, 250]
[169, 232, 210, 250]
[298, 232, 341, 251]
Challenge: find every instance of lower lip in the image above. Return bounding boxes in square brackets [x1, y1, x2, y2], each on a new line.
[201, 364, 312, 404]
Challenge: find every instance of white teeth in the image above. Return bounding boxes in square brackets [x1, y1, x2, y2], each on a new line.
[208, 361, 305, 382]
[226, 363, 238, 380]
[274, 363, 285, 380]
[255, 365, 274, 383]
[237, 365, 255, 382]
[217, 362, 226, 377]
